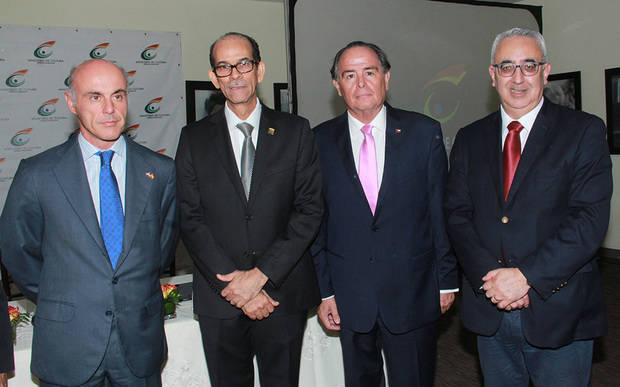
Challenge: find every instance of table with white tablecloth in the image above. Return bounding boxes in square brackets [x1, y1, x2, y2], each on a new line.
[8, 276, 348, 387]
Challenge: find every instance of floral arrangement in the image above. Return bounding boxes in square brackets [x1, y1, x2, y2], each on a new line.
[8, 305, 30, 328]
[161, 284, 181, 316]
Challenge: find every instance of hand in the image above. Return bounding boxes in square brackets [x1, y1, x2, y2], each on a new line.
[217, 268, 268, 308]
[504, 294, 530, 311]
[242, 290, 279, 320]
[483, 268, 530, 310]
[317, 297, 341, 331]
[440, 292, 456, 314]
[0, 372, 7, 387]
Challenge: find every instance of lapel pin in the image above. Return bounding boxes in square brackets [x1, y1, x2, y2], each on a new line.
[145, 172, 154, 180]
[395, 129, 402, 134]
[268, 127, 276, 135]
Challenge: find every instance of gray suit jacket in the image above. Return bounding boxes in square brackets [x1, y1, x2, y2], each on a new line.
[0, 134, 178, 385]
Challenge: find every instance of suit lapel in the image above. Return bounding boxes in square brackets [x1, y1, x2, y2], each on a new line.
[485, 113, 505, 206]
[506, 101, 553, 204]
[53, 136, 107, 257]
[375, 106, 403, 217]
[209, 110, 248, 204]
[332, 113, 369, 207]
[117, 139, 154, 270]
[247, 107, 275, 204]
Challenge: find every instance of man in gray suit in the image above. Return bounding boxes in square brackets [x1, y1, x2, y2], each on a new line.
[0, 59, 178, 386]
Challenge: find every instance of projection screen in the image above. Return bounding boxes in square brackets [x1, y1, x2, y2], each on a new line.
[289, 0, 541, 153]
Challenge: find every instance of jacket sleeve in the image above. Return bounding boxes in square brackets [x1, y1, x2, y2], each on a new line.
[255, 120, 324, 287]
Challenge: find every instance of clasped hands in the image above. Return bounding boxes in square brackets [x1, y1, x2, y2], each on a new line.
[482, 267, 531, 311]
[217, 268, 278, 320]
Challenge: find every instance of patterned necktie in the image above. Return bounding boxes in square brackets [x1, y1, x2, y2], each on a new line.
[98, 150, 124, 268]
[503, 121, 524, 201]
[237, 122, 255, 199]
[359, 124, 379, 214]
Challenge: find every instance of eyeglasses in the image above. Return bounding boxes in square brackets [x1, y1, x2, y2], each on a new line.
[492, 62, 546, 77]
[213, 59, 257, 77]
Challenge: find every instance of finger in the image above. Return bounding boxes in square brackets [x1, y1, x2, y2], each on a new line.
[216, 272, 236, 282]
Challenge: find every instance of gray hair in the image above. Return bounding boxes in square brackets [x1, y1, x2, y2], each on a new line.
[330, 41, 391, 80]
[490, 27, 547, 64]
[67, 59, 128, 102]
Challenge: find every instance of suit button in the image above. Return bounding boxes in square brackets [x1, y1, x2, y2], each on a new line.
[501, 216, 509, 224]
[369, 257, 375, 263]
[251, 250, 257, 256]
[497, 259, 503, 264]
[245, 215, 253, 221]
[371, 225, 379, 232]
[111, 277, 118, 284]
[105, 311, 112, 316]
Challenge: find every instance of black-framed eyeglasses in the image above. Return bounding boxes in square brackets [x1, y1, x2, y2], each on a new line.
[213, 59, 258, 77]
[492, 61, 546, 77]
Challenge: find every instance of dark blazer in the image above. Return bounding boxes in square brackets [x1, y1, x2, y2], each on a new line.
[175, 106, 323, 318]
[312, 105, 459, 334]
[0, 287, 13, 374]
[445, 99, 612, 348]
[0, 134, 178, 385]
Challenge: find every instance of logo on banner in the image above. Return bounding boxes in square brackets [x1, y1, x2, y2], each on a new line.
[37, 98, 59, 116]
[11, 128, 32, 146]
[141, 44, 159, 60]
[125, 124, 140, 139]
[6, 70, 28, 87]
[90, 43, 110, 59]
[127, 70, 136, 86]
[34, 41, 55, 58]
[145, 97, 162, 114]
[28, 41, 64, 65]
[136, 44, 166, 65]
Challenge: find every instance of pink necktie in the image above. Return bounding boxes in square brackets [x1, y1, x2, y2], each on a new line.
[359, 124, 378, 214]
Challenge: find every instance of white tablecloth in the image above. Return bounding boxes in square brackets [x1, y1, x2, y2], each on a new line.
[8, 276, 347, 387]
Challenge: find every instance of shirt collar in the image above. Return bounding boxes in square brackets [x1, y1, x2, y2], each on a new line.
[78, 132, 126, 162]
[224, 98, 262, 130]
[347, 105, 387, 133]
[500, 98, 544, 133]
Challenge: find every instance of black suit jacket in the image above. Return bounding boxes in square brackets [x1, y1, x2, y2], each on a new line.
[445, 99, 612, 348]
[175, 106, 323, 318]
[0, 135, 178, 385]
[0, 287, 13, 373]
[312, 105, 459, 334]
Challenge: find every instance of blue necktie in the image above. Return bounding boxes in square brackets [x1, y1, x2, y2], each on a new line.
[98, 150, 124, 268]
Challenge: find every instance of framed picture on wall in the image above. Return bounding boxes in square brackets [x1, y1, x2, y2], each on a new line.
[273, 83, 289, 113]
[185, 81, 226, 124]
[605, 67, 620, 154]
[543, 71, 582, 110]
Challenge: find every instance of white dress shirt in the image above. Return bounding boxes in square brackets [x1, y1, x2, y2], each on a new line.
[224, 98, 262, 175]
[500, 98, 544, 151]
[78, 133, 127, 223]
[348, 106, 386, 187]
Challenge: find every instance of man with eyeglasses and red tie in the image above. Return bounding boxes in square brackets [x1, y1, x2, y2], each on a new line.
[175, 32, 323, 387]
[445, 27, 612, 386]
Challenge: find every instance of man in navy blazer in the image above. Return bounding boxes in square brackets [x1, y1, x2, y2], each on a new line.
[313, 41, 459, 387]
[0, 59, 178, 386]
[0, 287, 13, 387]
[445, 28, 612, 386]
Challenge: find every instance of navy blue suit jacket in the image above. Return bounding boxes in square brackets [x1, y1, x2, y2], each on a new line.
[0, 135, 178, 385]
[445, 99, 611, 348]
[312, 105, 458, 334]
[0, 287, 13, 373]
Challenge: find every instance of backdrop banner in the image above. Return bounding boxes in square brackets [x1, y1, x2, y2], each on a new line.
[0, 24, 184, 208]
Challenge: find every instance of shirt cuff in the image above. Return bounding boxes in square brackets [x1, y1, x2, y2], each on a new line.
[440, 288, 459, 293]
[321, 295, 335, 300]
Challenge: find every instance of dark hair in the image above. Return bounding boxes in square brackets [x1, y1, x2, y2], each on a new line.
[330, 41, 391, 80]
[209, 32, 261, 68]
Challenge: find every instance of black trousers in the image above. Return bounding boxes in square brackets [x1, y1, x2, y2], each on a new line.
[199, 311, 307, 387]
[339, 318, 438, 387]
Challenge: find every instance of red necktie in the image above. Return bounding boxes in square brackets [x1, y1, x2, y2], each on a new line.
[503, 121, 524, 201]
